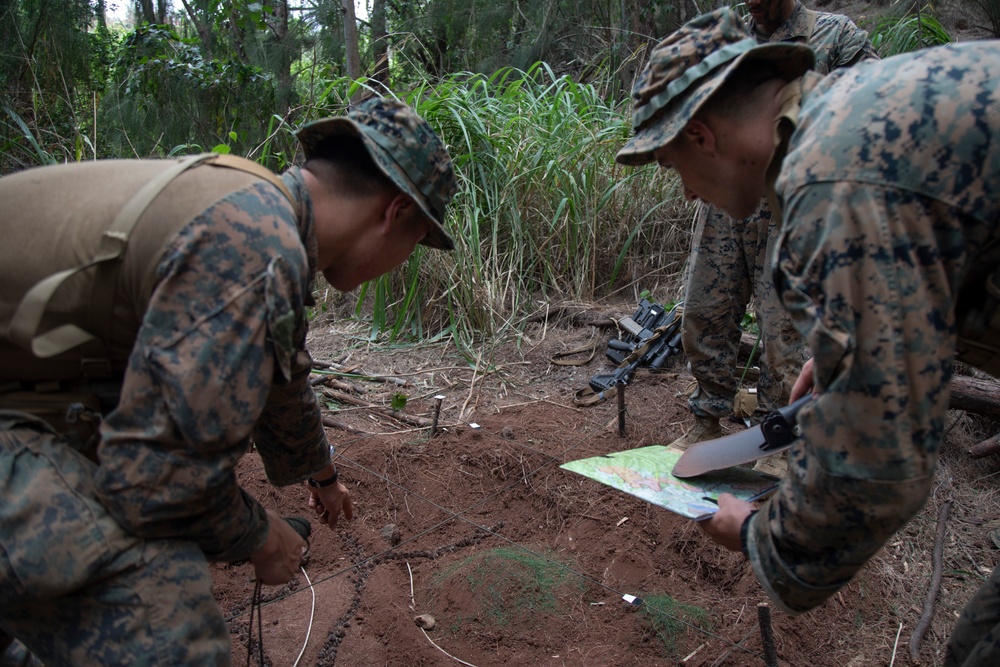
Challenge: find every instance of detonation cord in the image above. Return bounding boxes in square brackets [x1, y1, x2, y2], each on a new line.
[246, 539, 316, 667]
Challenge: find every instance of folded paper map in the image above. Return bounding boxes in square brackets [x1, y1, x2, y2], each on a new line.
[560, 445, 779, 521]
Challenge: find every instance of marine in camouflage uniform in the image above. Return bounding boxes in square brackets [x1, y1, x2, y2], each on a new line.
[674, 0, 877, 448]
[617, 9, 1000, 666]
[0, 98, 458, 666]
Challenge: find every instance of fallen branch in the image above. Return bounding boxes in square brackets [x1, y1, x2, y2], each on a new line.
[949, 375, 1000, 421]
[969, 433, 1000, 459]
[321, 415, 366, 435]
[311, 368, 407, 387]
[909, 500, 952, 664]
[320, 389, 432, 428]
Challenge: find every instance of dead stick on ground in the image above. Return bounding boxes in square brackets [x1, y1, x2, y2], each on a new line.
[320, 416, 366, 435]
[758, 603, 778, 667]
[909, 500, 952, 664]
[459, 351, 482, 422]
[710, 626, 757, 667]
[969, 432, 1000, 459]
[321, 389, 432, 428]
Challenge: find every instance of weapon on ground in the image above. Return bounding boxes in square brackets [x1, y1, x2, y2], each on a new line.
[585, 299, 683, 396]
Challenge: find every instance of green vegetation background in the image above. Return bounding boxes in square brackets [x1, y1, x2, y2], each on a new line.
[1, 0, 973, 360]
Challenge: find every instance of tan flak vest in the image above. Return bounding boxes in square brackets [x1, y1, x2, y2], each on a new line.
[0, 154, 294, 446]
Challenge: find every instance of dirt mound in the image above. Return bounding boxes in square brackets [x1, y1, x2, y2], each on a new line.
[211, 312, 1000, 666]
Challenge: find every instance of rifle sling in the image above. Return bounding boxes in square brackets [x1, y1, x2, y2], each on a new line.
[549, 341, 597, 367]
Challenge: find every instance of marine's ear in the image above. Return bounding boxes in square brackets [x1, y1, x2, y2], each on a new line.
[381, 193, 418, 235]
[679, 118, 718, 156]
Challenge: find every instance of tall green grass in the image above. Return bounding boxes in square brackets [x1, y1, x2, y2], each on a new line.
[327, 64, 692, 356]
[870, 5, 952, 56]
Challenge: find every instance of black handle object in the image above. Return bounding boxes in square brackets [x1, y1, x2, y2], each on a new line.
[760, 394, 813, 451]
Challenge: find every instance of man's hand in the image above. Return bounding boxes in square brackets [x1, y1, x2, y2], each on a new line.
[250, 508, 307, 584]
[699, 493, 755, 552]
[308, 480, 353, 531]
[790, 357, 816, 402]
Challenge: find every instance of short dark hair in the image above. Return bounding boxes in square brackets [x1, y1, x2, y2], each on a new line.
[698, 60, 787, 120]
[303, 135, 397, 198]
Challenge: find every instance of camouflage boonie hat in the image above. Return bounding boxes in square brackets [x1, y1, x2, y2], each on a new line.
[297, 97, 459, 250]
[615, 8, 815, 166]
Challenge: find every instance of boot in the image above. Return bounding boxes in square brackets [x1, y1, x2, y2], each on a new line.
[667, 416, 721, 452]
[753, 451, 788, 477]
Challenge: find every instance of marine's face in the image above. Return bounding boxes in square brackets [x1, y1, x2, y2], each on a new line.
[746, 0, 794, 32]
[653, 139, 762, 220]
[321, 201, 430, 291]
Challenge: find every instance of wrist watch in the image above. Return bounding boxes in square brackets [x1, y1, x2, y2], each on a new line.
[307, 444, 338, 488]
[307, 465, 338, 488]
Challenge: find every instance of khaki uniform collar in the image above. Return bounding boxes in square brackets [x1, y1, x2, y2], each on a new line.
[764, 73, 821, 222]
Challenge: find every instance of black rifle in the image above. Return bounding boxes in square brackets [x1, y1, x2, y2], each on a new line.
[587, 299, 683, 395]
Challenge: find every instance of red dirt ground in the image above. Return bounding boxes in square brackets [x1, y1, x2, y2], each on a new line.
[213, 308, 1000, 667]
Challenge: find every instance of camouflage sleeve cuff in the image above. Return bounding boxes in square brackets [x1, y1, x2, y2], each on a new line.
[740, 510, 757, 557]
[746, 507, 842, 616]
[203, 488, 270, 563]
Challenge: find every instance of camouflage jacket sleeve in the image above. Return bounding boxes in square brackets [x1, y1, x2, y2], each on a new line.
[806, 10, 879, 73]
[746, 179, 946, 613]
[94, 180, 328, 563]
[763, 3, 878, 76]
[747, 43, 1000, 614]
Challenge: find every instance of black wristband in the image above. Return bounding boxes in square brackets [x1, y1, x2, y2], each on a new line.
[740, 510, 758, 557]
[307, 465, 338, 488]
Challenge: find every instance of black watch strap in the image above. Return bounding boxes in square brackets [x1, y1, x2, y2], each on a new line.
[307, 465, 338, 488]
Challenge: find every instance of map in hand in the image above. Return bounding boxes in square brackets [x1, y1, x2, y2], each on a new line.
[560, 445, 779, 521]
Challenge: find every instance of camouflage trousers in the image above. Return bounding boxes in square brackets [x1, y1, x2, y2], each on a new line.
[946, 562, 1000, 667]
[681, 200, 806, 420]
[0, 411, 230, 666]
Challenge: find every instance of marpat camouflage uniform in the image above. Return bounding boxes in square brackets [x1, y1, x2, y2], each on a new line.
[744, 41, 1000, 667]
[0, 97, 458, 666]
[682, 1, 877, 421]
[0, 163, 326, 665]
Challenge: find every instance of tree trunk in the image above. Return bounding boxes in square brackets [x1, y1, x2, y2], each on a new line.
[94, 0, 107, 29]
[177, 0, 213, 56]
[137, 0, 155, 24]
[271, 0, 296, 114]
[341, 0, 362, 103]
[370, 0, 389, 89]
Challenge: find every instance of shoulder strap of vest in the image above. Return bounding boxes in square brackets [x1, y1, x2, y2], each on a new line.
[7, 153, 294, 370]
[207, 153, 295, 207]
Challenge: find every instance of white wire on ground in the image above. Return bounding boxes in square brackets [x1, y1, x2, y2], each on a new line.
[291, 566, 317, 667]
[419, 628, 479, 667]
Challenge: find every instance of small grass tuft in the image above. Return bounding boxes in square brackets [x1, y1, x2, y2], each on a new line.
[431, 546, 585, 629]
[637, 592, 712, 657]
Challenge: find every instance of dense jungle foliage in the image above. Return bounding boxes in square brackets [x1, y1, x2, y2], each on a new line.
[1, 0, 987, 356]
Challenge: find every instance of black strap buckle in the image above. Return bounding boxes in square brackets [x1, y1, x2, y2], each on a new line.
[760, 412, 797, 452]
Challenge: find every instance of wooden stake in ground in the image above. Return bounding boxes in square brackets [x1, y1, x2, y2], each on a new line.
[909, 500, 952, 664]
[431, 395, 445, 437]
[617, 381, 626, 437]
[757, 603, 778, 667]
